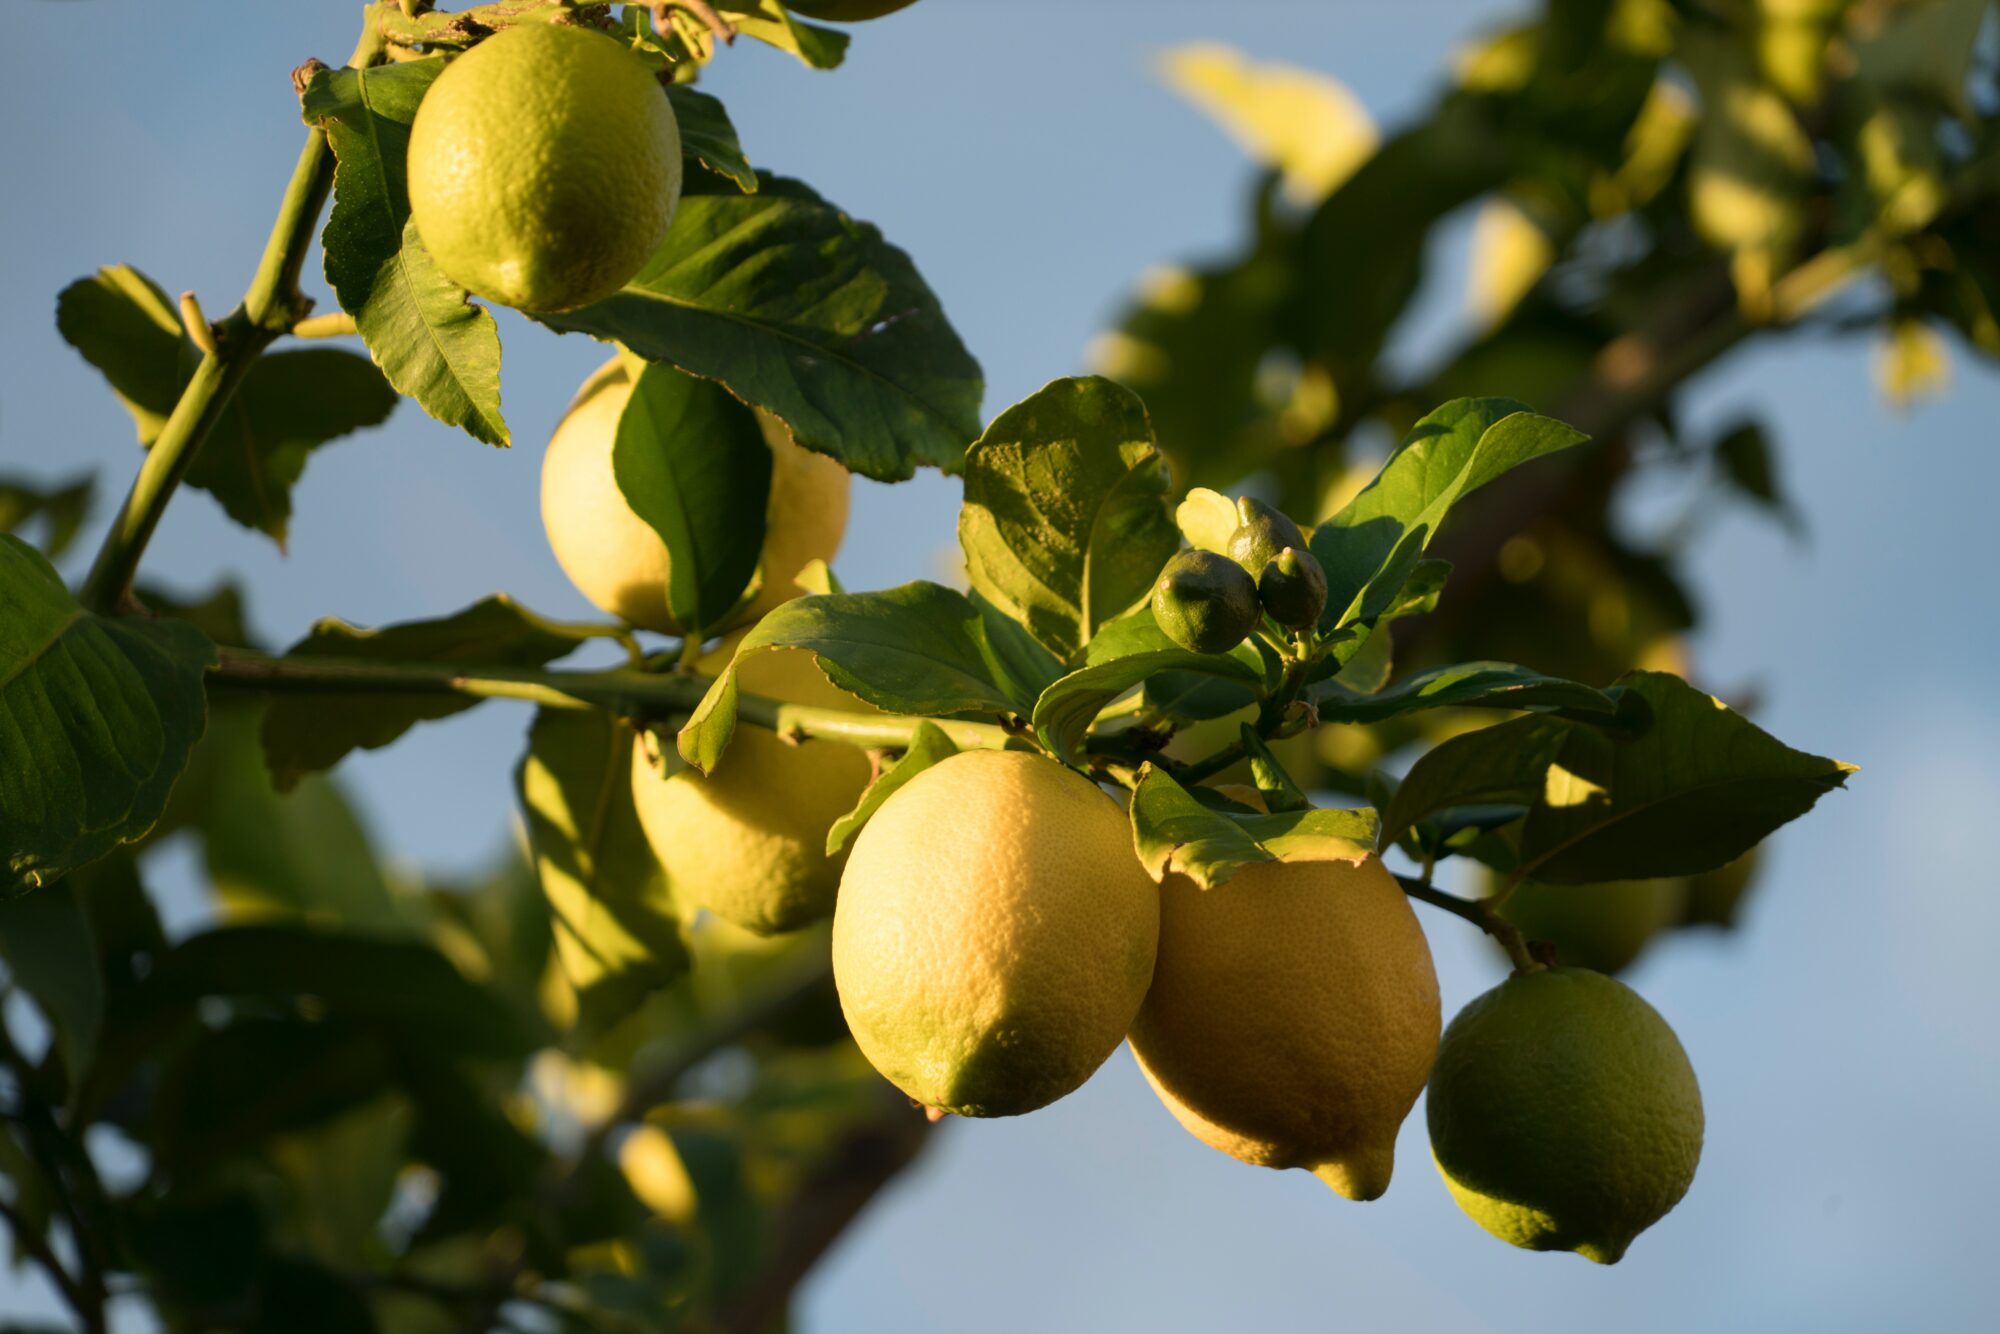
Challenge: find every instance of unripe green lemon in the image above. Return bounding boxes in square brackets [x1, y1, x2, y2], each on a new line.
[831, 750, 1160, 1117]
[1257, 545, 1328, 628]
[1226, 497, 1308, 577]
[1493, 873, 1687, 975]
[1428, 967, 1704, 1263]
[1130, 855, 1439, 1201]
[630, 632, 871, 935]
[1152, 550, 1262, 655]
[786, 0, 920, 19]
[541, 358, 850, 634]
[407, 24, 683, 313]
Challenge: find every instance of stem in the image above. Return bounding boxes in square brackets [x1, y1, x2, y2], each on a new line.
[288, 312, 359, 339]
[1394, 873, 1540, 973]
[79, 27, 385, 612]
[0, 1197, 101, 1334]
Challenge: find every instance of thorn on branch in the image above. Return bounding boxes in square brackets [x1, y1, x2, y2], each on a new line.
[179, 292, 219, 356]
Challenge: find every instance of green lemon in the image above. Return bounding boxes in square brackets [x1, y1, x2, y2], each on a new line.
[407, 24, 683, 313]
[1428, 967, 1703, 1263]
[1226, 497, 1308, 577]
[1257, 546, 1328, 628]
[1152, 550, 1262, 655]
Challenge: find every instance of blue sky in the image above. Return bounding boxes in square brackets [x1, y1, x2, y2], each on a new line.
[4, 2, 1997, 1329]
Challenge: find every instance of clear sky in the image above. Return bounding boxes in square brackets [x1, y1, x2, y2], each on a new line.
[3, 2, 1997, 1330]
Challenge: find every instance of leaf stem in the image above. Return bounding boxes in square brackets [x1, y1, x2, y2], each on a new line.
[78, 29, 386, 612]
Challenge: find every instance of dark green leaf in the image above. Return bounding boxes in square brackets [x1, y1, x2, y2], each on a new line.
[717, 2, 850, 68]
[1, 535, 214, 895]
[1031, 611, 1260, 766]
[1516, 671, 1856, 882]
[0, 885, 103, 1087]
[665, 85, 756, 192]
[518, 709, 688, 1039]
[615, 360, 771, 636]
[1310, 398, 1587, 628]
[535, 175, 982, 481]
[0, 474, 92, 559]
[825, 719, 957, 855]
[1376, 713, 1572, 853]
[1129, 766, 1377, 888]
[677, 583, 1019, 771]
[1241, 725, 1308, 812]
[53, 264, 191, 442]
[260, 596, 590, 790]
[1713, 420, 1803, 536]
[1312, 660, 1617, 724]
[303, 60, 509, 446]
[959, 377, 1181, 661]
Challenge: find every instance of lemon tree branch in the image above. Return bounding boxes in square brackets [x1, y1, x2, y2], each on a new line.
[1395, 872, 1538, 972]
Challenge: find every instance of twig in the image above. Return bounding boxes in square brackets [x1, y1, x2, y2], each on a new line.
[1394, 873, 1539, 973]
[0, 1196, 100, 1334]
[660, 1, 735, 44]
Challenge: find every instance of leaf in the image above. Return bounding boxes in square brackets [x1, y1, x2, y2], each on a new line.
[665, 85, 756, 192]
[260, 596, 590, 790]
[1310, 398, 1588, 627]
[958, 377, 1182, 661]
[614, 360, 771, 635]
[1377, 713, 1571, 853]
[1, 535, 215, 895]
[54, 266, 397, 540]
[1031, 611, 1261, 765]
[534, 174, 981, 481]
[715, 2, 849, 69]
[825, 720, 957, 855]
[0, 887, 103, 1087]
[1312, 661, 1618, 724]
[1240, 725, 1308, 813]
[1175, 487, 1238, 553]
[0, 474, 92, 559]
[303, 60, 509, 446]
[1712, 420, 1803, 536]
[518, 709, 688, 1039]
[1515, 671, 1855, 882]
[1129, 766, 1377, 888]
[1158, 43, 1377, 204]
[137, 925, 538, 1059]
[677, 583, 1021, 771]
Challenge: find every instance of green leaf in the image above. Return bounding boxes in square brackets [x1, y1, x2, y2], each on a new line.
[825, 720, 957, 855]
[1311, 398, 1587, 628]
[716, 2, 850, 68]
[1712, 420, 1803, 536]
[518, 709, 688, 1039]
[1031, 611, 1260, 765]
[1129, 766, 1377, 888]
[303, 60, 509, 446]
[534, 174, 982, 481]
[1376, 713, 1571, 853]
[0, 474, 92, 559]
[1241, 725, 1308, 812]
[54, 266, 397, 540]
[0, 886, 103, 1087]
[677, 582, 1021, 771]
[1515, 671, 1856, 882]
[1312, 661, 1617, 724]
[665, 85, 756, 192]
[260, 596, 590, 790]
[1175, 487, 1239, 553]
[1, 535, 215, 895]
[614, 360, 771, 636]
[140, 923, 538, 1059]
[959, 377, 1182, 661]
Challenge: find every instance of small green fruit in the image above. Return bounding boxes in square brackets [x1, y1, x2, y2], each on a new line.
[1152, 550, 1262, 655]
[1226, 497, 1308, 577]
[1257, 546, 1328, 628]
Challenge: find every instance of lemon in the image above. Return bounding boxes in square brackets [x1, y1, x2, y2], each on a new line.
[630, 632, 871, 935]
[541, 358, 851, 634]
[407, 24, 682, 313]
[1494, 874, 1687, 975]
[1428, 967, 1704, 1263]
[1129, 855, 1439, 1200]
[831, 750, 1160, 1117]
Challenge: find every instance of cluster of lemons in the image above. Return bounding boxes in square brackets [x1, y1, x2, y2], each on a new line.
[414, 19, 1704, 1266]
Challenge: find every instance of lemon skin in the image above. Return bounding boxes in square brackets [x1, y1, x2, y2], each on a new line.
[631, 636, 871, 935]
[541, 358, 850, 634]
[407, 24, 682, 313]
[1129, 855, 1440, 1200]
[1427, 967, 1704, 1263]
[831, 750, 1160, 1117]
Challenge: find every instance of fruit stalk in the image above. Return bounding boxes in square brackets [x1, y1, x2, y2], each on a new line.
[78, 25, 387, 612]
[1394, 873, 1540, 972]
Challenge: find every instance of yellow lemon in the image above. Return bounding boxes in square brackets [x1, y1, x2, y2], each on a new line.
[541, 358, 851, 634]
[831, 750, 1159, 1117]
[630, 633, 870, 935]
[407, 24, 682, 312]
[1129, 855, 1439, 1200]
[1428, 967, 1704, 1263]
